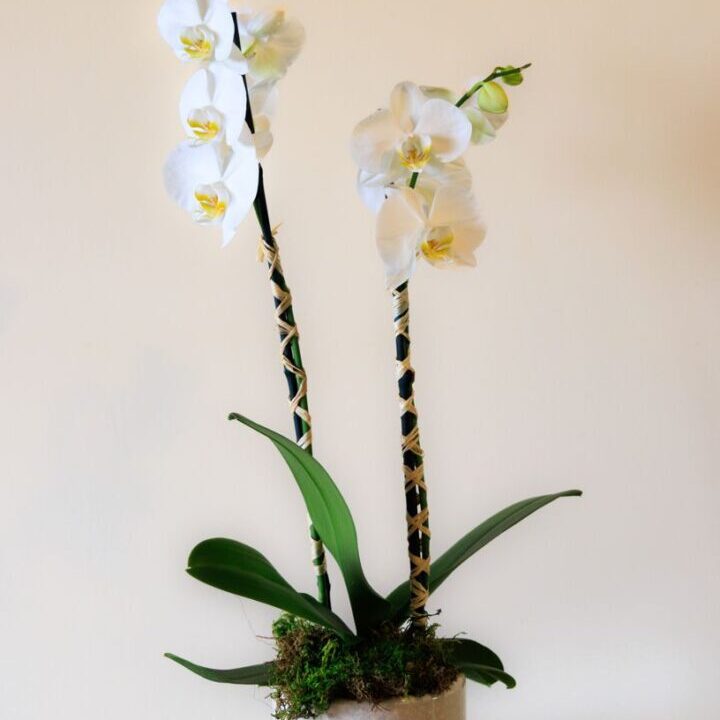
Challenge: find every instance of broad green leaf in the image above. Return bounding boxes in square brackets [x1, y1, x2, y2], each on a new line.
[165, 653, 273, 686]
[442, 638, 504, 670]
[229, 414, 391, 634]
[188, 538, 354, 640]
[386, 490, 582, 618]
[443, 638, 515, 689]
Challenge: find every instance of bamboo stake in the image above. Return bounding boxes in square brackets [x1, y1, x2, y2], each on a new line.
[393, 281, 430, 627]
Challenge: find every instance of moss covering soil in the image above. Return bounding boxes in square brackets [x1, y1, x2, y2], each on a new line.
[270, 614, 459, 720]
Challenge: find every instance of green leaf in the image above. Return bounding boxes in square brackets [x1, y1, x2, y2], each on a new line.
[386, 490, 582, 618]
[443, 639, 516, 689]
[165, 653, 274, 686]
[187, 538, 354, 641]
[442, 637, 504, 670]
[228, 414, 391, 635]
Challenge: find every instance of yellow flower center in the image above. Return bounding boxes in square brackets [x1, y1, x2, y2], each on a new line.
[180, 26, 214, 61]
[420, 227, 454, 264]
[398, 134, 432, 171]
[187, 108, 223, 142]
[193, 183, 229, 223]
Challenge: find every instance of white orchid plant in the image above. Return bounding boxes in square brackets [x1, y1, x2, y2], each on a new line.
[158, 2, 580, 716]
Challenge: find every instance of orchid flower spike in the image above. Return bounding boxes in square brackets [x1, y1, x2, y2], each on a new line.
[164, 142, 259, 246]
[158, 0, 239, 66]
[351, 82, 472, 184]
[235, 8, 306, 81]
[376, 185, 485, 289]
[179, 63, 247, 145]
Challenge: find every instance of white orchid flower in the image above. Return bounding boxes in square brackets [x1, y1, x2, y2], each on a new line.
[158, 0, 240, 66]
[351, 82, 472, 183]
[179, 63, 247, 145]
[376, 185, 485, 289]
[421, 84, 508, 145]
[357, 159, 472, 214]
[235, 8, 305, 81]
[242, 77, 279, 158]
[163, 141, 259, 246]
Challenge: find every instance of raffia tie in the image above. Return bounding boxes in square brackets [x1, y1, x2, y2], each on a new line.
[392, 285, 430, 622]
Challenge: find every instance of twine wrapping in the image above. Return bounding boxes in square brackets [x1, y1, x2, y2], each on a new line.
[392, 282, 430, 625]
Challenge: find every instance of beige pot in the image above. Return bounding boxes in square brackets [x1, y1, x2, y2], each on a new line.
[318, 676, 465, 720]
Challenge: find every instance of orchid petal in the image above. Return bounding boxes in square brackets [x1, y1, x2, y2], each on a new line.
[414, 99, 472, 163]
[163, 142, 223, 212]
[247, 79, 279, 118]
[210, 63, 248, 142]
[419, 85, 456, 104]
[221, 143, 260, 246]
[204, 0, 235, 61]
[357, 170, 393, 213]
[376, 188, 427, 288]
[351, 110, 403, 174]
[250, 116, 274, 159]
[428, 183, 480, 228]
[158, 0, 202, 32]
[390, 82, 427, 134]
[450, 220, 486, 265]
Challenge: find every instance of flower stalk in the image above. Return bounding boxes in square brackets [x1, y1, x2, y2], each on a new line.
[233, 14, 331, 608]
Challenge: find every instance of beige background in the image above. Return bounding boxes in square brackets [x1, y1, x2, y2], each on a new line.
[2, 0, 719, 718]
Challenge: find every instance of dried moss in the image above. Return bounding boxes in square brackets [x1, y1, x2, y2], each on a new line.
[269, 615, 458, 720]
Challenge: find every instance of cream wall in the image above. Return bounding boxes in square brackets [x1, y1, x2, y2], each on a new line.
[1, 1, 719, 718]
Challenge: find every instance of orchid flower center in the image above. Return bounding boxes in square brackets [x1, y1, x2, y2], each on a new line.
[179, 26, 215, 61]
[420, 226, 454, 264]
[398, 134, 432, 171]
[193, 183, 229, 223]
[187, 107, 223, 142]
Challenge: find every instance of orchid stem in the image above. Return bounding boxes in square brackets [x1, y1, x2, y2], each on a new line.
[456, 61, 532, 108]
[233, 13, 331, 609]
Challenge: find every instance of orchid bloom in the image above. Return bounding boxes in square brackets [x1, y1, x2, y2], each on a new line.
[179, 63, 247, 145]
[243, 78, 279, 159]
[357, 159, 472, 214]
[164, 142, 259, 246]
[421, 82, 508, 145]
[376, 185, 485, 288]
[351, 82, 472, 184]
[158, 0, 238, 65]
[235, 8, 305, 81]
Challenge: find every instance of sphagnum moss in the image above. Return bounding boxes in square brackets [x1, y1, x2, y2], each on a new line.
[270, 615, 458, 720]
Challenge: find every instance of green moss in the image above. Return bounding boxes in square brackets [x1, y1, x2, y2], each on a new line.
[270, 615, 458, 720]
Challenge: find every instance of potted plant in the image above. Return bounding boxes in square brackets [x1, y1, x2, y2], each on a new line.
[158, 3, 581, 718]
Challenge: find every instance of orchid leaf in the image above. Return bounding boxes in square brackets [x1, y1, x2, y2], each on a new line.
[165, 653, 273, 686]
[228, 413, 391, 635]
[386, 490, 582, 619]
[442, 637, 504, 670]
[443, 638, 515, 688]
[187, 538, 354, 640]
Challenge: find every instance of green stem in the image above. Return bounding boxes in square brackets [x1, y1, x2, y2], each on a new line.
[455, 62, 532, 108]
